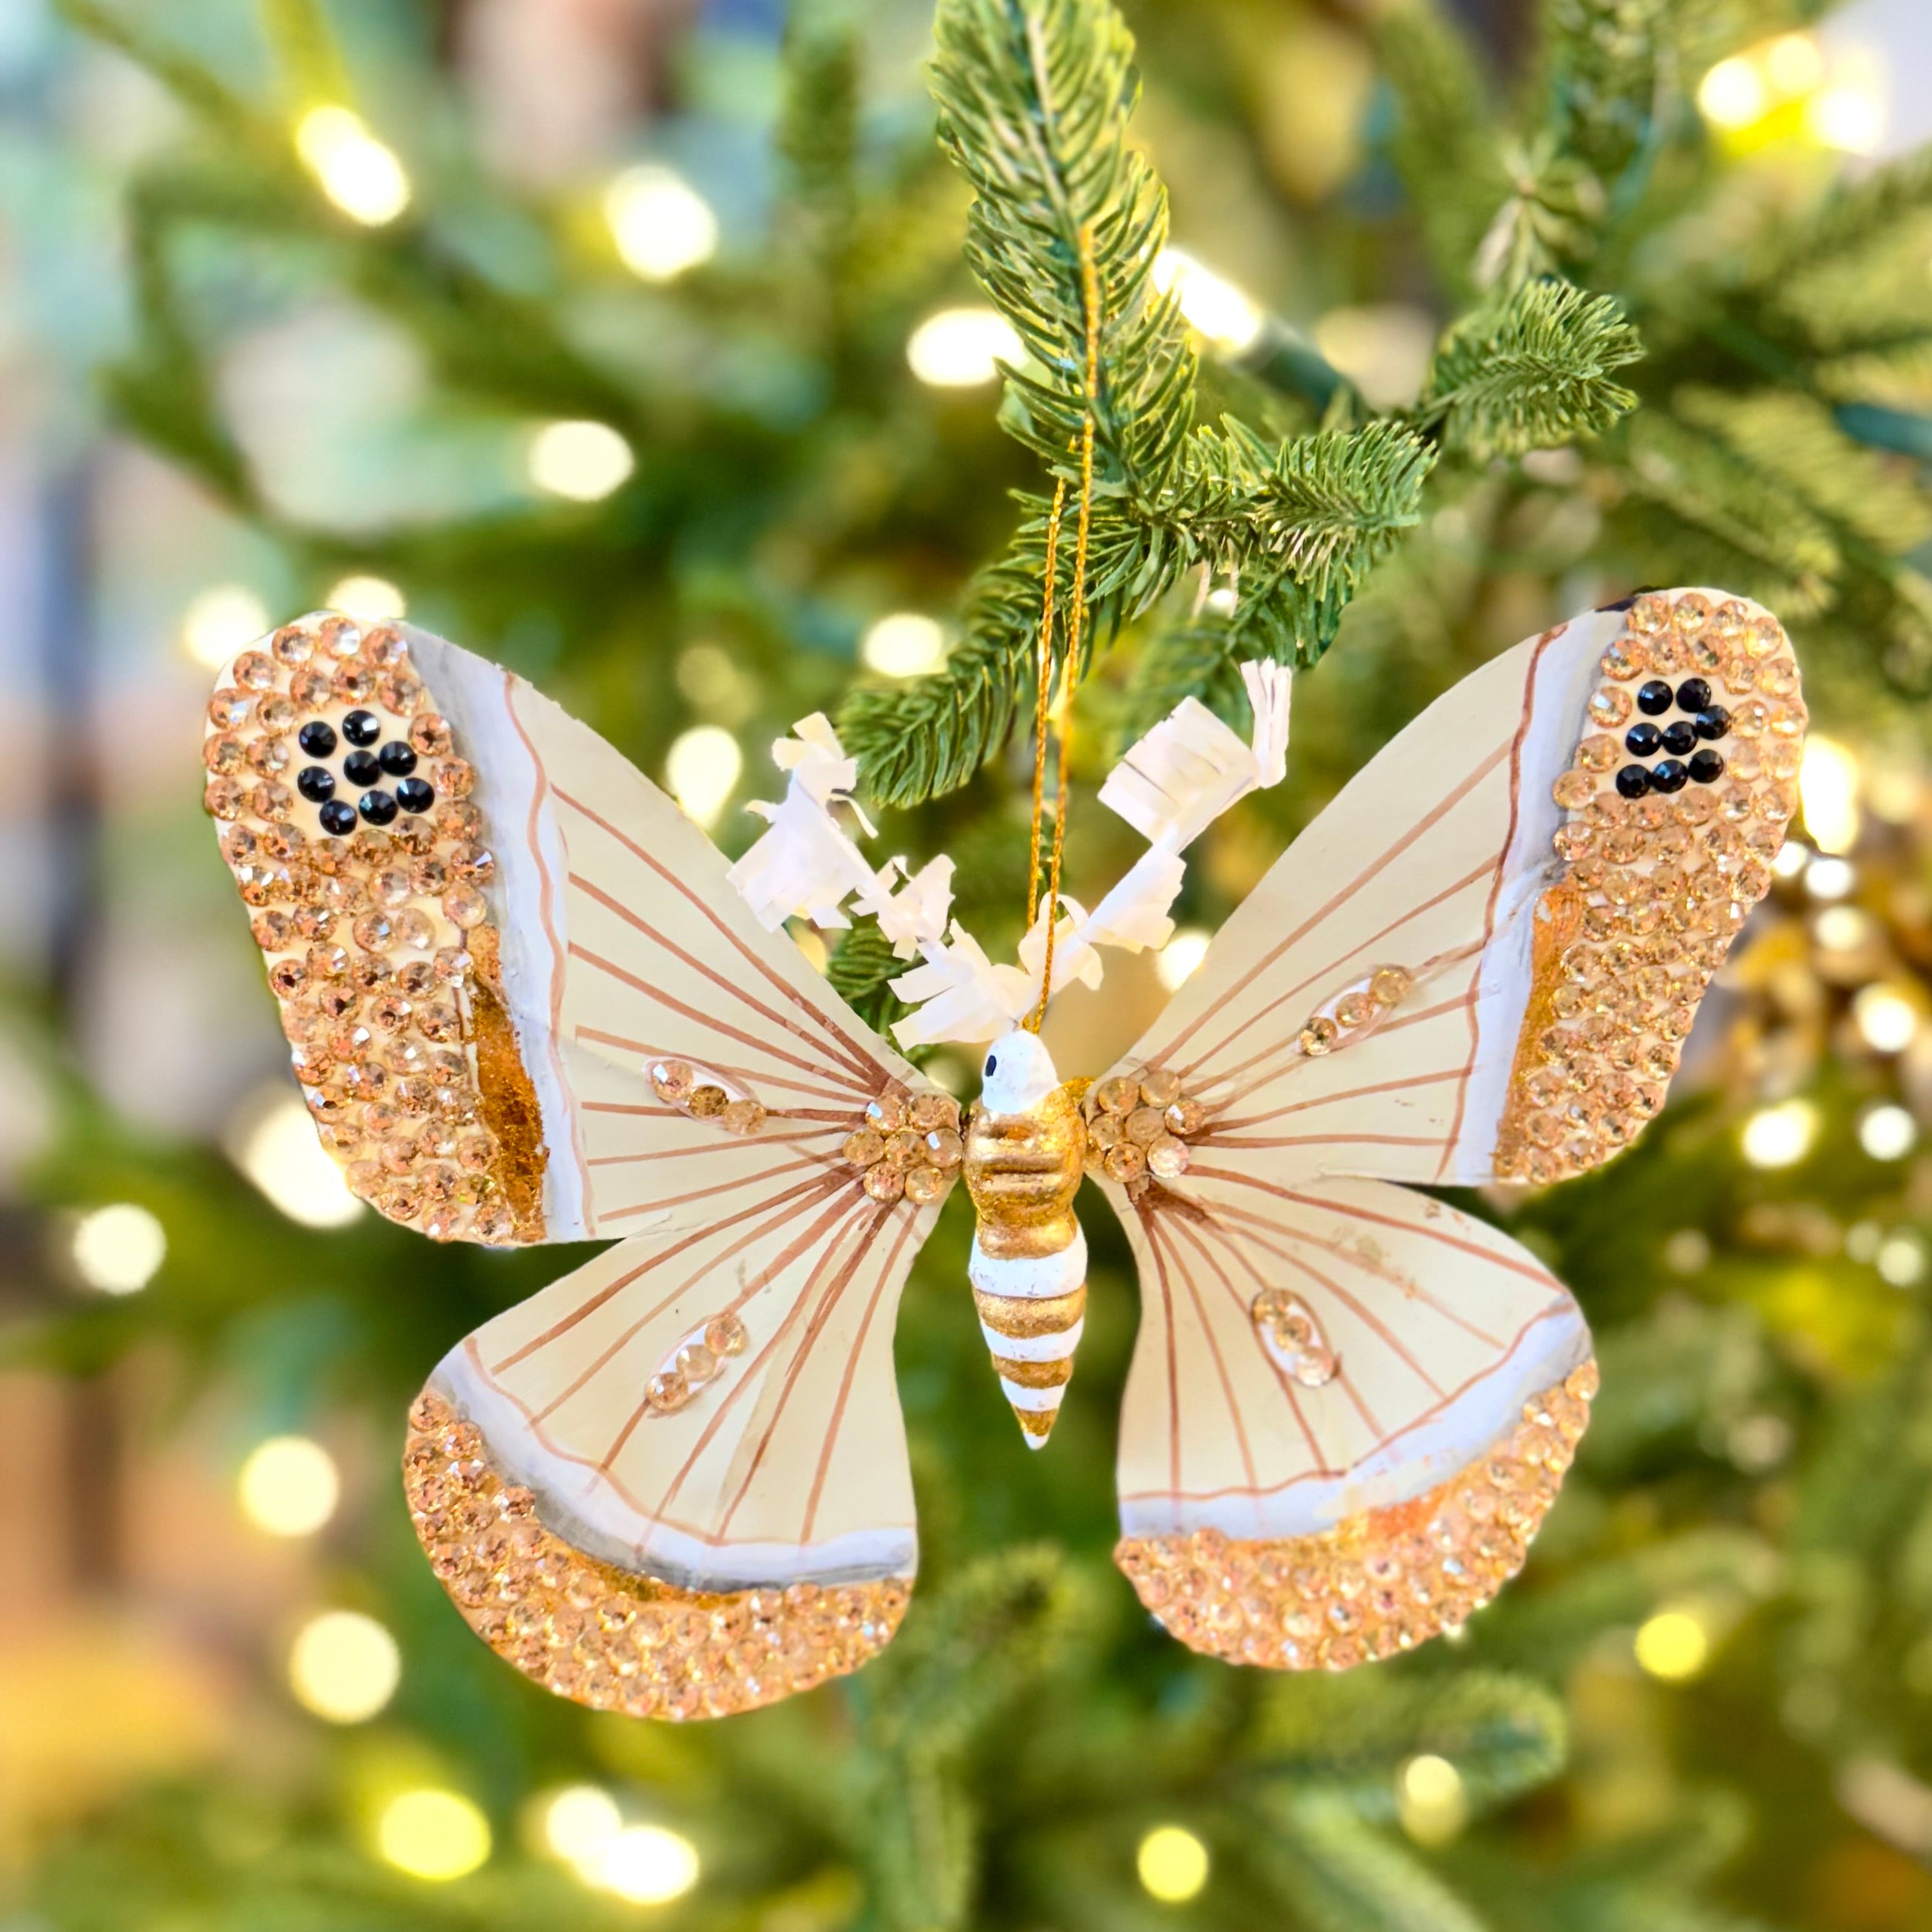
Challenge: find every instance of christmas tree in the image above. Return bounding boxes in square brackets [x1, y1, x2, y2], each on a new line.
[10, 0, 1932, 1925]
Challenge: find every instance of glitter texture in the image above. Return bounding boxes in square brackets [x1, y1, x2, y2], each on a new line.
[1493, 595, 1802, 1185]
[403, 1389, 909, 1718]
[202, 610, 543, 1242]
[1115, 1361, 1597, 1670]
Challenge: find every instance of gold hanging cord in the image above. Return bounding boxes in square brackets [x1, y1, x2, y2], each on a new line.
[1024, 222, 1101, 1035]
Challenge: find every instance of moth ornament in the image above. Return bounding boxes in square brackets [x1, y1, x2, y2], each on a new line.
[202, 586, 1802, 1715]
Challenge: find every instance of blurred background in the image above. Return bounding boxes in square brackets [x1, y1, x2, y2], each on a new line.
[8, 0, 1932, 1927]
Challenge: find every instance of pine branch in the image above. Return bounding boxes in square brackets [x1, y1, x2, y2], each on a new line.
[1419, 281, 1643, 460]
[1252, 1792, 1492, 1932]
[1537, 0, 1671, 203]
[827, 920, 912, 1035]
[931, 0, 1196, 499]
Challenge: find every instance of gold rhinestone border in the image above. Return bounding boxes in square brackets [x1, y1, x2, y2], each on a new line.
[403, 1389, 910, 1719]
[1115, 1360, 1596, 1670]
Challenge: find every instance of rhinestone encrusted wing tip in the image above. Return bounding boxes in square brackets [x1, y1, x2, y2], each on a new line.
[1494, 589, 1802, 1187]
[1115, 1361, 1597, 1670]
[204, 610, 549, 1242]
[403, 1389, 910, 1718]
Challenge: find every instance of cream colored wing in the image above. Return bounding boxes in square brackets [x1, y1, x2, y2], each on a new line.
[204, 609, 962, 1718]
[203, 608, 936, 1244]
[1108, 588, 1803, 1191]
[1091, 1159, 1592, 1668]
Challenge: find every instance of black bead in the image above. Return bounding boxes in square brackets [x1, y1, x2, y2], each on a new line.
[298, 720, 338, 758]
[358, 788, 399, 826]
[395, 777, 435, 814]
[1695, 705, 1731, 742]
[1614, 764, 1652, 799]
[1661, 720, 1698, 757]
[1625, 722, 1663, 757]
[342, 709, 381, 747]
[1637, 680, 1673, 716]
[318, 799, 357, 836]
[378, 739, 417, 777]
[343, 748, 381, 787]
[296, 765, 336, 803]
[1675, 678, 1712, 714]
[1651, 758, 1688, 794]
[1689, 748, 1725, 785]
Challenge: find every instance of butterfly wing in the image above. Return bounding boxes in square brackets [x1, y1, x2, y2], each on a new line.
[1090, 588, 1802, 1667]
[207, 611, 959, 1717]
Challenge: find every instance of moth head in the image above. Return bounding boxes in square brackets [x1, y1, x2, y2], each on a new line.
[979, 1029, 1059, 1113]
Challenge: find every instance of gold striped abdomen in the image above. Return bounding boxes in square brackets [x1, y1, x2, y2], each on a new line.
[964, 1081, 1088, 1447]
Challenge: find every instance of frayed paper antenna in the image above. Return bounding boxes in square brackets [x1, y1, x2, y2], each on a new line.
[726, 669, 1289, 1046]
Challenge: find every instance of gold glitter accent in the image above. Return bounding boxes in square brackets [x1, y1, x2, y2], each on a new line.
[203, 609, 549, 1243]
[1493, 595, 1802, 1185]
[403, 1389, 909, 1718]
[1115, 1361, 1597, 1670]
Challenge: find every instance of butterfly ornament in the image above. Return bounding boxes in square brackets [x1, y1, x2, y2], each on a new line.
[203, 588, 1802, 1718]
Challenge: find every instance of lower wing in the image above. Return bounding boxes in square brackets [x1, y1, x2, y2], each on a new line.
[1098, 1164, 1594, 1670]
[406, 1150, 942, 1720]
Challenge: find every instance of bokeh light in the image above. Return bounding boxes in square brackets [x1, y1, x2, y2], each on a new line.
[377, 1789, 491, 1880]
[1155, 928, 1211, 991]
[666, 726, 742, 828]
[181, 584, 270, 669]
[1854, 984, 1918, 1053]
[1801, 737, 1862, 855]
[295, 106, 411, 225]
[606, 165, 718, 281]
[238, 1435, 341, 1537]
[1152, 249, 1263, 354]
[1635, 1609, 1710, 1681]
[1697, 56, 1767, 130]
[1742, 1099, 1817, 1170]
[1136, 1825, 1209, 1902]
[1878, 1232, 1928, 1288]
[860, 612, 947, 677]
[540, 1785, 623, 1865]
[323, 574, 406, 621]
[70, 1202, 166, 1295]
[233, 1093, 364, 1228]
[288, 1609, 400, 1723]
[1859, 1104, 1917, 1162]
[907, 306, 1023, 387]
[1396, 1753, 1469, 1845]
[528, 420, 636, 501]
[588, 1825, 701, 1904]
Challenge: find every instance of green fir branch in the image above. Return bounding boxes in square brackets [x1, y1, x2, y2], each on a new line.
[1419, 281, 1643, 460]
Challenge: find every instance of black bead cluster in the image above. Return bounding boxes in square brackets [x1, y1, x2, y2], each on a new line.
[295, 709, 436, 834]
[1615, 680, 1729, 799]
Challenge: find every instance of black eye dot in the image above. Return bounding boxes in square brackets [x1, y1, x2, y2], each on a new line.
[1689, 748, 1725, 785]
[318, 799, 357, 836]
[395, 777, 435, 814]
[342, 709, 381, 747]
[1636, 680, 1674, 716]
[297, 766, 336, 803]
[298, 720, 338, 758]
[1625, 722, 1663, 757]
[1615, 765, 1652, 799]
[1651, 758, 1688, 794]
[343, 748, 381, 786]
[1675, 678, 1712, 713]
[1695, 705, 1731, 742]
[1661, 720, 1698, 757]
[985, 1055, 998, 1076]
[358, 789, 399, 825]
[378, 740, 417, 777]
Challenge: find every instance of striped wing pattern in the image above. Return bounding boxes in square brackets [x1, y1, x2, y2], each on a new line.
[208, 613, 954, 1720]
[1098, 588, 1802, 1668]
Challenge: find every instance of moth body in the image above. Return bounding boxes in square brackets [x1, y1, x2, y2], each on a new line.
[965, 1030, 1089, 1447]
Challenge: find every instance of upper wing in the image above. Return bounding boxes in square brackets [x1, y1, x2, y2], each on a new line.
[206, 609, 960, 1718]
[1093, 1160, 1595, 1671]
[203, 608, 936, 1241]
[1110, 588, 1803, 1189]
